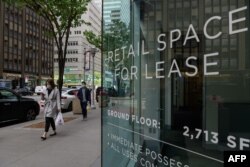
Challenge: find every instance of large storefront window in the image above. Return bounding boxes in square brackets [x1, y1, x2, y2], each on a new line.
[102, 0, 250, 167]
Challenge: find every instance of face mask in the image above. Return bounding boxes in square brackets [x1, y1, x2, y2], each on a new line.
[47, 85, 52, 89]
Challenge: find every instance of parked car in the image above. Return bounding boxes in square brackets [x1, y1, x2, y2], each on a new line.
[0, 88, 40, 122]
[62, 87, 70, 91]
[67, 85, 82, 89]
[15, 87, 33, 96]
[35, 86, 46, 95]
[38, 88, 75, 113]
[61, 89, 78, 111]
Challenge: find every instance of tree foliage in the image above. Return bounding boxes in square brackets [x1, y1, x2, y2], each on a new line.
[103, 20, 130, 52]
[83, 30, 101, 49]
[84, 20, 130, 52]
[4, 0, 91, 94]
[83, 19, 131, 97]
[102, 20, 131, 96]
[102, 20, 130, 70]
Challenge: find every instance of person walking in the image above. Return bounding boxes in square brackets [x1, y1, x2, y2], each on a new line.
[96, 86, 103, 103]
[77, 81, 91, 121]
[40, 79, 61, 140]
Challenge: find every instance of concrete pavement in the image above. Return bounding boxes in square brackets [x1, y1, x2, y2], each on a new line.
[0, 107, 101, 167]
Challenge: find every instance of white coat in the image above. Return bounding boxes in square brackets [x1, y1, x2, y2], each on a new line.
[43, 88, 61, 118]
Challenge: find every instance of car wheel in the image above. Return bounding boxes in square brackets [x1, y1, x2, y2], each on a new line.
[67, 102, 73, 112]
[26, 108, 37, 121]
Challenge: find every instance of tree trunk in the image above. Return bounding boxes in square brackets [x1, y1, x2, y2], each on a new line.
[57, 25, 71, 96]
[57, 39, 64, 96]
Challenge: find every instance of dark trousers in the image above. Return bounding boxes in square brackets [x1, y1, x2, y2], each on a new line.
[80, 101, 88, 118]
[45, 117, 56, 132]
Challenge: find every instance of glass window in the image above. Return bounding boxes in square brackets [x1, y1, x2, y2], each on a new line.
[102, 1, 250, 167]
[68, 90, 77, 95]
[0, 90, 18, 99]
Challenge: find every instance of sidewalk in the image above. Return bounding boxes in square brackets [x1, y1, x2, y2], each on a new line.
[0, 107, 101, 167]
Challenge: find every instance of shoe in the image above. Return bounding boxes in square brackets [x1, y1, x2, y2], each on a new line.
[41, 136, 46, 140]
[50, 132, 57, 136]
[83, 117, 88, 121]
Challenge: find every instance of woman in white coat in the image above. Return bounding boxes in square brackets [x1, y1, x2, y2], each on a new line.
[41, 79, 61, 140]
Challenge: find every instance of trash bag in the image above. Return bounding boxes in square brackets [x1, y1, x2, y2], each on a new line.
[87, 103, 91, 112]
[55, 112, 64, 126]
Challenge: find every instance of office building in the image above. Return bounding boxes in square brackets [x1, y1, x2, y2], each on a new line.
[54, 0, 101, 86]
[0, 1, 54, 89]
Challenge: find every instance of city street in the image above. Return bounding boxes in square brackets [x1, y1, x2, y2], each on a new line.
[0, 106, 101, 167]
[0, 0, 104, 166]
[1, 0, 250, 166]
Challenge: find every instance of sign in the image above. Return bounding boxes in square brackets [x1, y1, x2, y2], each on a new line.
[224, 151, 250, 167]
[85, 51, 91, 70]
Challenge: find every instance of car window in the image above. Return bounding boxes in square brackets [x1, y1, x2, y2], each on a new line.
[0, 90, 18, 99]
[62, 87, 70, 91]
[68, 90, 75, 95]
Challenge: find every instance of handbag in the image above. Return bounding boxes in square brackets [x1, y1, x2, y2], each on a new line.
[87, 103, 91, 112]
[55, 112, 64, 126]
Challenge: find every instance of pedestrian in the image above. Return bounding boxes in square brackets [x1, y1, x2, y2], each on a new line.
[40, 79, 61, 140]
[96, 86, 103, 102]
[77, 81, 91, 121]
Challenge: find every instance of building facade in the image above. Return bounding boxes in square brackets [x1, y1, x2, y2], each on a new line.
[94, 0, 102, 10]
[102, 0, 250, 167]
[0, 1, 54, 89]
[103, 0, 130, 31]
[54, 0, 102, 86]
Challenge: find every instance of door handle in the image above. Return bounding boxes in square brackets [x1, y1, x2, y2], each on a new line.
[4, 103, 11, 106]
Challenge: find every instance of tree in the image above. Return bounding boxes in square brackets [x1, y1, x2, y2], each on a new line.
[83, 30, 101, 49]
[84, 20, 130, 51]
[105, 20, 130, 50]
[103, 20, 130, 72]
[4, 0, 91, 94]
[84, 20, 131, 96]
[103, 21, 131, 97]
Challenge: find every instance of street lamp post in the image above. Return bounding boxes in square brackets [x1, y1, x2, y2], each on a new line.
[84, 47, 97, 109]
[83, 48, 86, 82]
[90, 47, 97, 109]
